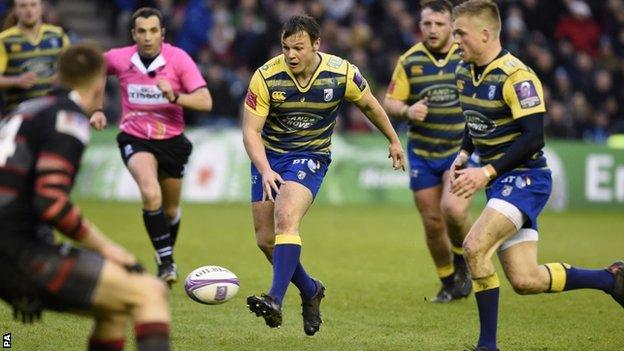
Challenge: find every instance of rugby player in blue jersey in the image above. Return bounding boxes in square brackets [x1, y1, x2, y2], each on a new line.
[384, 0, 472, 303]
[243, 14, 405, 335]
[450, 1, 624, 350]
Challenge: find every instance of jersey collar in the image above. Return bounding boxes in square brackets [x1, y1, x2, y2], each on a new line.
[469, 50, 509, 86]
[420, 43, 458, 68]
[130, 51, 166, 74]
[284, 52, 324, 93]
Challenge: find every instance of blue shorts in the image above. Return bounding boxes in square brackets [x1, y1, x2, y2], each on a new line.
[486, 169, 552, 230]
[251, 152, 331, 202]
[408, 140, 468, 191]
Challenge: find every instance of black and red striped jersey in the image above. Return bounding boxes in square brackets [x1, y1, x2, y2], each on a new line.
[0, 89, 90, 243]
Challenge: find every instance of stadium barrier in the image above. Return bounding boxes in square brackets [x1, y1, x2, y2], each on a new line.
[76, 129, 624, 210]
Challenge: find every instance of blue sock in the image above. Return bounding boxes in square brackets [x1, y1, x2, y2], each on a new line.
[474, 274, 500, 351]
[268, 234, 302, 305]
[545, 263, 615, 293]
[437, 263, 455, 288]
[291, 263, 317, 299]
[453, 250, 466, 269]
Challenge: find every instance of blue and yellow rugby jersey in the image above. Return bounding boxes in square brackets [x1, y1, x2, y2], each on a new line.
[0, 24, 69, 112]
[386, 43, 463, 158]
[244, 52, 368, 155]
[455, 50, 547, 170]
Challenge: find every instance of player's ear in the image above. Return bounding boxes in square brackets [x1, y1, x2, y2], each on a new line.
[161, 27, 166, 39]
[313, 38, 320, 51]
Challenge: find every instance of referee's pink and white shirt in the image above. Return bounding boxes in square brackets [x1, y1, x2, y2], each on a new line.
[104, 43, 206, 140]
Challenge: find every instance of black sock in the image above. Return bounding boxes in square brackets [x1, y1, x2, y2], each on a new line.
[142, 208, 173, 264]
[169, 216, 180, 247]
[135, 322, 170, 351]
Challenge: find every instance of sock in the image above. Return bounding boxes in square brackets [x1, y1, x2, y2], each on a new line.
[142, 209, 173, 264]
[268, 234, 302, 305]
[169, 211, 181, 247]
[88, 337, 125, 351]
[437, 263, 455, 288]
[473, 273, 500, 351]
[452, 246, 466, 269]
[545, 263, 616, 293]
[135, 322, 170, 351]
[291, 262, 317, 299]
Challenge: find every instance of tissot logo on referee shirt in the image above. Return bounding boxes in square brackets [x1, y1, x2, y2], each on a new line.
[127, 84, 168, 105]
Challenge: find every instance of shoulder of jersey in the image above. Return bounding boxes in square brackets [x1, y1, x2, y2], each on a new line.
[0, 26, 21, 40]
[41, 23, 66, 35]
[495, 53, 534, 77]
[397, 43, 426, 63]
[257, 54, 288, 78]
[318, 52, 350, 74]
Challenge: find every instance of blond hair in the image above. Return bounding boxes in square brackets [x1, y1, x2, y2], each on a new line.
[452, 0, 501, 37]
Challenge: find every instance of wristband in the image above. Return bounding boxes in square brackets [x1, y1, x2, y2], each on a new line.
[93, 108, 104, 114]
[482, 166, 496, 180]
[171, 93, 180, 104]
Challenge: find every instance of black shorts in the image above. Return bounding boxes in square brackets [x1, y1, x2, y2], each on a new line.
[0, 239, 104, 312]
[116, 132, 193, 178]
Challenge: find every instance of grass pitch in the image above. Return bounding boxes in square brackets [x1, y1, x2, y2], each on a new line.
[1, 201, 623, 350]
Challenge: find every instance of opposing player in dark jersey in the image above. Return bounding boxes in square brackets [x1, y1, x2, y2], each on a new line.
[450, 2, 624, 350]
[0, 44, 172, 351]
[384, 0, 472, 303]
[243, 15, 405, 335]
[0, 0, 69, 113]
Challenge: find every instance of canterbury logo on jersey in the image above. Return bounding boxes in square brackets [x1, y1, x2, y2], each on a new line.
[127, 84, 168, 104]
[271, 91, 286, 102]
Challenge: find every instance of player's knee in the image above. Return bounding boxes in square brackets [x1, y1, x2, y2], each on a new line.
[508, 275, 539, 295]
[274, 211, 298, 234]
[462, 236, 484, 262]
[163, 206, 179, 221]
[136, 275, 168, 305]
[421, 213, 444, 238]
[139, 183, 162, 208]
[256, 236, 274, 255]
[441, 202, 467, 226]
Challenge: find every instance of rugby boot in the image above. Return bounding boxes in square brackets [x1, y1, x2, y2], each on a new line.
[607, 260, 624, 308]
[155, 253, 178, 286]
[430, 285, 454, 303]
[453, 262, 473, 299]
[301, 279, 325, 336]
[247, 294, 282, 328]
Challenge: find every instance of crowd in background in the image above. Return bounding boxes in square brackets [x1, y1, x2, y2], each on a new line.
[2, 0, 624, 143]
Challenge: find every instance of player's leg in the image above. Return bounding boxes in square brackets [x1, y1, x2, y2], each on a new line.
[462, 206, 518, 351]
[412, 185, 456, 301]
[441, 170, 473, 298]
[91, 261, 171, 351]
[126, 152, 175, 282]
[252, 200, 276, 261]
[88, 312, 128, 351]
[160, 177, 182, 246]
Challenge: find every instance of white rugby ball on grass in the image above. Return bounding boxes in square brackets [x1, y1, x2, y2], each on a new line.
[184, 265, 239, 305]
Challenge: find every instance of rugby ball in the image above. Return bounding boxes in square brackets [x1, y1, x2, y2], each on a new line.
[184, 266, 240, 305]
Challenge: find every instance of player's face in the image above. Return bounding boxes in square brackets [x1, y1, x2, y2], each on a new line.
[452, 16, 483, 64]
[132, 16, 164, 57]
[420, 8, 452, 52]
[282, 31, 320, 75]
[15, 0, 42, 28]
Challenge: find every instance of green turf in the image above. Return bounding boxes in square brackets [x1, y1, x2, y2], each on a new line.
[1, 201, 623, 350]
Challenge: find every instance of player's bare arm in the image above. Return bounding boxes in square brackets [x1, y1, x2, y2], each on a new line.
[157, 80, 213, 111]
[242, 109, 284, 201]
[354, 89, 405, 170]
[384, 96, 429, 122]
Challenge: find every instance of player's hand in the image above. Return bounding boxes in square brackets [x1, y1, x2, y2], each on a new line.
[450, 151, 469, 182]
[450, 167, 488, 199]
[388, 140, 405, 171]
[260, 169, 285, 202]
[89, 110, 107, 130]
[407, 97, 428, 122]
[16, 72, 37, 89]
[11, 296, 42, 324]
[157, 79, 175, 101]
[100, 242, 138, 268]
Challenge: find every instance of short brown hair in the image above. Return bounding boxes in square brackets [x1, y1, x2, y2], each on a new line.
[452, 0, 501, 36]
[58, 44, 104, 89]
[281, 14, 321, 44]
[421, 0, 453, 14]
[131, 7, 164, 29]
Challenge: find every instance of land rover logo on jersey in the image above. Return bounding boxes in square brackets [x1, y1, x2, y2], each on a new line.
[324, 89, 333, 102]
[420, 84, 458, 107]
[464, 110, 496, 137]
[128, 84, 168, 105]
[22, 58, 55, 78]
[278, 112, 323, 130]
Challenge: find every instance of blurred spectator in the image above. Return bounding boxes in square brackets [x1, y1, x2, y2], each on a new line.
[555, 1, 601, 57]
